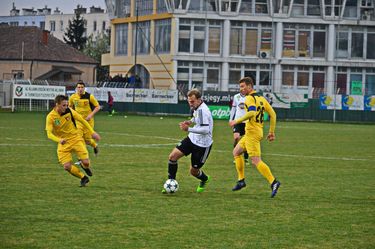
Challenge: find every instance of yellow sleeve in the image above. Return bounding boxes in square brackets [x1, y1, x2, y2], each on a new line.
[71, 109, 95, 134]
[235, 95, 256, 124]
[68, 95, 74, 108]
[264, 101, 276, 133]
[235, 111, 255, 124]
[90, 95, 100, 107]
[45, 115, 60, 143]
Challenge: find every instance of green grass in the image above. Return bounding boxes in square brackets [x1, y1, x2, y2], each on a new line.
[0, 112, 374, 249]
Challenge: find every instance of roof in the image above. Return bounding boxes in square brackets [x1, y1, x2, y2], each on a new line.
[0, 26, 97, 64]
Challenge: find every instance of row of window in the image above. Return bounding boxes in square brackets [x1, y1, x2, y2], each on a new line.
[49, 20, 107, 32]
[115, 18, 375, 60]
[176, 61, 375, 96]
[7, 21, 45, 29]
[118, 0, 374, 20]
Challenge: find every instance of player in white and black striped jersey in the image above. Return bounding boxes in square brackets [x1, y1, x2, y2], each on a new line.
[163, 89, 213, 193]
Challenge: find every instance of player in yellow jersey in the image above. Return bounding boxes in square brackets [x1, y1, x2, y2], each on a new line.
[46, 95, 101, 187]
[229, 77, 281, 198]
[69, 81, 101, 155]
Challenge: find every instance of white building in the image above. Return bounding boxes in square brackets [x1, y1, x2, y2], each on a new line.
[45, 5, 110, 41]
[102, 0, 375, 98]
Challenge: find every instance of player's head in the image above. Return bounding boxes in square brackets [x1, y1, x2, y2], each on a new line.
[76, 80, 85, 95]
[54, 95, 68, 113]
[187, 89, 202, 109]
[239, 77, 254, 95]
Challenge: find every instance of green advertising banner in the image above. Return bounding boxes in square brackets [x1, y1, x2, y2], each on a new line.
[209, 105, 231, 120]
[351, 81, 362, 95]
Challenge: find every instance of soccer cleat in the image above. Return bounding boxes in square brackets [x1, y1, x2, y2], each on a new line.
[270, 180, 281, 198]
[196, 175, 211, 193]
[74, 160, 81, 166]
[80, 176, 90, 187]
[79, 163, 93, 177]
[161, 188, 167, 194]
[232, 179, 246, 191]
[94, 146, 99, 156]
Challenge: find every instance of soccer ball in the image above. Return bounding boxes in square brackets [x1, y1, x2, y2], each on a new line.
[163, 179, 179, 193]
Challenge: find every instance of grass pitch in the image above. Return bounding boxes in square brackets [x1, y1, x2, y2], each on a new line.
[0, 112, 374, 249]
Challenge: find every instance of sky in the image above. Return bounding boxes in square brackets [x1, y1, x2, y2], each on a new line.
[0, 0, 106, 16]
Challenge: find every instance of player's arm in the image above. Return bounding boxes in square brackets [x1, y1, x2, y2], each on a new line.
[229, 99, 236, 122]
[265, 101, 277, 141]
[73, 110, 101, 141]
[86, 95, 101, 120]
[68, 96, 74, 109]
[45, 116, 65, 144]
[185, 110, 210, 135]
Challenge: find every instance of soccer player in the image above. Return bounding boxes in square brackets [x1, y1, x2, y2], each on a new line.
[69, 80, 101, 155]
[229, 77, 281, 197]
[163, 89, 214, 193]
[46, 95, 101, 187]
[229, 86, 250, 162]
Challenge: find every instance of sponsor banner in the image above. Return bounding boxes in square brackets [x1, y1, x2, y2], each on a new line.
[342, 95, 363, 110]
[85, 87, 178, 104]
[209, 105, 231, 120]
[364, 96, 375, 111]
[13, 84, 65, 100]
[351, 81, 362, 95]
[319, 95, 342, 110]
[202, 91, 233, 105]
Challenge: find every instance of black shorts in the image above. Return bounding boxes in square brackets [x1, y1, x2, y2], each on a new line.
[176, 137, 212, 169]
[233, 123, 246, 136]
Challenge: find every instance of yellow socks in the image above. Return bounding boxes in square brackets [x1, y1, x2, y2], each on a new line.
[256, 161, 275, 184]
[68, 165, 84, 179]
[234, 155, 245, 180]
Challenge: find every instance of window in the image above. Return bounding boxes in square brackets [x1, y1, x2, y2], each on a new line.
[40, 21, 45, 29]
[313, 30, 326, 57]
[155, 19, 171, 53]
[93, 21, 97, 31]
[336, 68, 347, 94]
[282, 67, 294, 87]
[298, 30, 310, 57]
[343, 0, 357, 18]
[178, 19, 221, 54]
[307, 0, 321, 16]
[336, 31, 349, 58]
[367, 33, 375, 59]
[157, 0, 168, 13]
[351, 32, 363, 58]
[350, 71, 362, 95]
[174, 0, 189, 10]
[240, 0, 253, 13]
[312, 67, 325, 98]
[259, 65, 271, 86]
[221, 0, 239, 12]
[297, 66, 309, 88]
[135, 0, 153, 15]
[50, 21, 55, 31]
[283, 29, 296, 57]
[255, 0, 268, 14]
[230, 25, 242, 54]
[133, 21, 150, 55]
[102, 21, 106, 31]
[115, 23, 128, 55]
[229, 64, 242, 85]
[365, 69, 375, 95]
[206, 63, 221, 90]
[59, 21, 63, 31]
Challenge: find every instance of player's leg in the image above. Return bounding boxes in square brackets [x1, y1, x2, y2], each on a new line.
[250, 138, 281, 197]
[75, 139, 93, 177]
[191, 144, 212, 193]
[58, 144, 88, 186]
[232, 137, 247, 191]
[238, 124, 249, 161]
[168, 147, 184, 179]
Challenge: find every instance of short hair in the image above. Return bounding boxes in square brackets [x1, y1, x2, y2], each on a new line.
[54, 95, 68, 104]
[76, 80, 85, 87]
[187, 88, 201, 99]
[239, 76, 254, 87]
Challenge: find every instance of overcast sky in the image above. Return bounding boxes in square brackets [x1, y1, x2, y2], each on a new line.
[0, 0, 106, 16]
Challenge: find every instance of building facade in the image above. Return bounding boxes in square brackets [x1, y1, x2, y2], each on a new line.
[102, 0, 375, 98]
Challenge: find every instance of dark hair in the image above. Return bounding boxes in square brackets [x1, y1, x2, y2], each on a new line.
[187, 88, 201, 99]
[76, 80, 85, 87]
[239, 77, 254, 87]
[54, 95, 68, 104]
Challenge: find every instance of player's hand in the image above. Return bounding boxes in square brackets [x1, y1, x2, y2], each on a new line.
[86, 115, 92, 121]
[179, 122, 189, 131]
[266, 132, 275, 142]
[92, 132, 101, 141]
[229, 120, 236, 127]
[59, 139, 67, 145]
[183, 120, 192, 125]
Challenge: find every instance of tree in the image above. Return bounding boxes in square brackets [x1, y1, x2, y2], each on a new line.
[83, 32, 110, 82]
[63, 11, 87, 51]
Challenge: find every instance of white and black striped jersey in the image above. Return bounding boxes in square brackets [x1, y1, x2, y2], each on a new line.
[229, 93, 247, 123]
[188, 102, 213, 148]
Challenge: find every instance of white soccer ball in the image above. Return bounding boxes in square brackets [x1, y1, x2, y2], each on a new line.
[163, 179, 179, 193]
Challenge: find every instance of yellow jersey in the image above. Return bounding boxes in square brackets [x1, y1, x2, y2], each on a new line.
[69, 92, 99, 119]
[45, 107, 94, 143]
[240, 91, 276, 137]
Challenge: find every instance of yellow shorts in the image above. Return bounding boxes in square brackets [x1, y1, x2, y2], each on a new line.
[57, 137, 89, 164]
[238, 133, 262, 157]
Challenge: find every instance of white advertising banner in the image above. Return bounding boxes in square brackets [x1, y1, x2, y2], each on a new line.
[13, 84, 65, 100]
[319, 95, 342, 110]
[85, 87, 178, 104]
